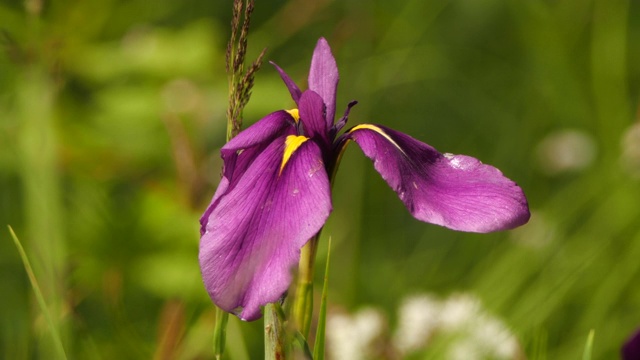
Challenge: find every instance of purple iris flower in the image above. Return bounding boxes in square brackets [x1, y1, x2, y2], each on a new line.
[199, 38, 530, 321]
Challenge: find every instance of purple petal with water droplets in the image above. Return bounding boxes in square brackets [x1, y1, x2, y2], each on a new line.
[345, 124, 530, 233]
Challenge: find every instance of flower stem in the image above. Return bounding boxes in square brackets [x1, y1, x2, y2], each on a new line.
[213, 307, 229, 359]
[294, 230, 322, 338]
[264, 303, 286, 359]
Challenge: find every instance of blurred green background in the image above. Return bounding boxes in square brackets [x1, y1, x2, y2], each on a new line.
[1, 0, 639, 358]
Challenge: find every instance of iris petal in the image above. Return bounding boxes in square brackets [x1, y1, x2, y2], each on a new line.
[221, 111, 297, 187]
[308, 38, 339, 128]
[200, 111, 297, 235]
[345, 124, 530, 233]
[199, 136, 332, 321]
[299, 90, 329, 145]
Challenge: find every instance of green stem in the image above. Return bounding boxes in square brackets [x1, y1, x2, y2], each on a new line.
[264, 303, 286, 359]
[213, 307, 229, 359]
[293, 231, 321, 338]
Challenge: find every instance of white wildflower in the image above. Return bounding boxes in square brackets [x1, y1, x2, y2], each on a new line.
[326, 307, 386, 360]
[394, 294, 442, 354]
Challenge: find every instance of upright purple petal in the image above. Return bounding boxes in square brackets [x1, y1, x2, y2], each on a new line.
[308, 37, 339, 128]
[199, 136, 332, 321]
[299, 90, 329, 145]
[271, 61, 302, 104]
[343, 124, 530, 233]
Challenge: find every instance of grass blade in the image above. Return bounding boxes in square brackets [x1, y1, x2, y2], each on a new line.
[582, 329, 595, 360]
[8, 225, 68, 360]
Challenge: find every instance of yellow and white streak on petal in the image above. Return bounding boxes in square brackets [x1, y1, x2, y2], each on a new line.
[349, 124, 407, 156]
[280, 135, 309, 174]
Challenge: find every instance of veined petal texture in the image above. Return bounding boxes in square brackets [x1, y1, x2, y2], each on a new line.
[346, 124, 530, 233]
[199, 111, 296, 235]
[199, 135, 332, 321]
[220, 110, 297, 184]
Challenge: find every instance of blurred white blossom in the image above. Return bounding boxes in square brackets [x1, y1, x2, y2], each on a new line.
[439, 294, 483, 331]
[394, 294, 442, 353]
[327, 307, 386, 360]
[326, 293, 520, 359]
[536, 129, 596, 175]
[394, 293, 521, 359]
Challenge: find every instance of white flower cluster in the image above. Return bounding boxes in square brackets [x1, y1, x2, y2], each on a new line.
[326, 307, 386, 360]
[326, 293, 520, 360]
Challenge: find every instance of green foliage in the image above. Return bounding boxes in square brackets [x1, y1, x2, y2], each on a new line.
[1, 0, 639, 359]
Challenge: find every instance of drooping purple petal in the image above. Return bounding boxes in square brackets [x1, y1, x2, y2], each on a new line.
[271, 61, 302, 104]
[343, 124, 530, 233]
[299, 90, 329, 145]
[199, 135, 332, 321]
[623, 328, 640, 360]
[308, 37, 339, 128]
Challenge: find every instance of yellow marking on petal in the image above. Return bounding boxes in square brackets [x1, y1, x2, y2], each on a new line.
[349, 124, 407, 155]
[286, 109, 300, 123]
[280, 135, 309, 174]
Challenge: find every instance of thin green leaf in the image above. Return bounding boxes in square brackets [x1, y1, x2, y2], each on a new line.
[313, 237, 332, 360]
[8, 225, 68, 360]
[293, 330, 313, 360]
[582, 329, 595, 360]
